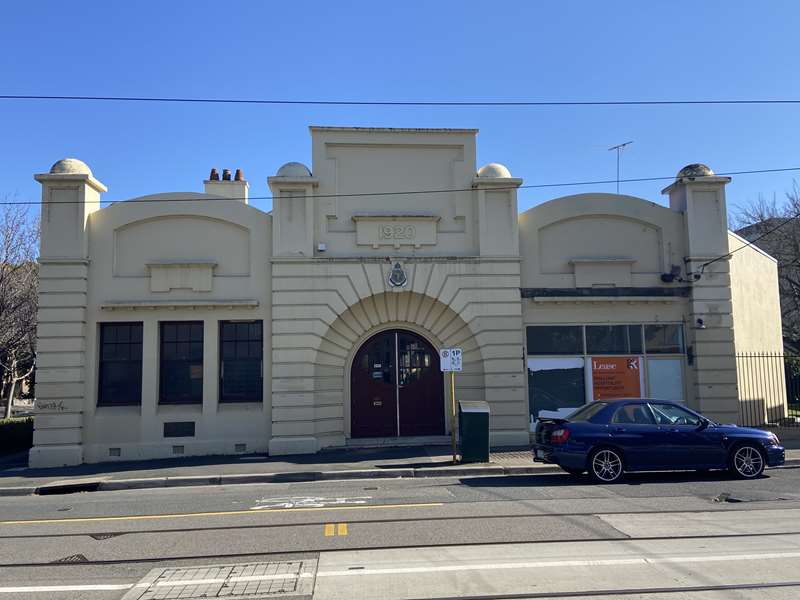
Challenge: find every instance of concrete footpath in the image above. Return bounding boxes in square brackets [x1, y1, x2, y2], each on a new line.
[0, 445, 798, 497]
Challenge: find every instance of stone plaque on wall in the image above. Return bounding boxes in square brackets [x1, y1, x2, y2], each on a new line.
[352, 215, 439, 249]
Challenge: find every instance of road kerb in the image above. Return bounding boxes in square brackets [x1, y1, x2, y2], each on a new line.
[317, 468, 415, 481]
[98, 477, 167, 492]
[0, 486, 37, 497]
[414, 465, 506, 478]
[1, 456, 796, 497]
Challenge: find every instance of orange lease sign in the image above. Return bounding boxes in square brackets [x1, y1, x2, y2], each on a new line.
[591, 356, 642, 400]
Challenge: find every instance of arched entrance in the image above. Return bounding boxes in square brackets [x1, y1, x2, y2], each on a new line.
[350, 329, 445, 438]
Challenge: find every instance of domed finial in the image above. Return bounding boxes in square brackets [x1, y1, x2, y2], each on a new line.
[222, 168, 232, 181]
[477, 163, 512, 178]
[276, 162, 312, 177]
[209, 168, 220, 181]
[677, 163, 714, 179]
[234, 168, 244, 181]
[49, 158, 93, 176]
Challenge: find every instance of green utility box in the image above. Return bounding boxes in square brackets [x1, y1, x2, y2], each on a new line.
[458, 400, 490, 463]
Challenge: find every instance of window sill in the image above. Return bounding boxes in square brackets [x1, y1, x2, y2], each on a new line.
[219, 400, 264, 405]
[157, 403, 203, 414]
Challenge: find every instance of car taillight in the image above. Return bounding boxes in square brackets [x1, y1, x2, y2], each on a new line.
[551, 428, 571, 444]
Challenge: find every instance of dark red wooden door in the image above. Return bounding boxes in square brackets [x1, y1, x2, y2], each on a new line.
[350, 331, 397, 438]
[398, 331, 445, 436]
[351, 330, 445, 439]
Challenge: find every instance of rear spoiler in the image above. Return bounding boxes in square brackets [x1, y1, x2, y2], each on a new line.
[535, 416, 568, 424]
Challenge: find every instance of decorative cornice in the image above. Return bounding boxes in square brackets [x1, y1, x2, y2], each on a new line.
[521, 286, 691, 298]
[101, 299, 259, 311]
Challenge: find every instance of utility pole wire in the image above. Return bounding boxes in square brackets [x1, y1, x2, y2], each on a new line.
[4, 94, 800, 107]
[4, 166, 800, 206]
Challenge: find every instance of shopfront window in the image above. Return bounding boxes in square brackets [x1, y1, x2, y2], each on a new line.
[526, 325, 583, 355]
[527, 357, 586, 421]
[160, 321, 204, 405]
[585, 325, 642, 354]
[644, 324, 685, 354]
[646, 358, 685, 402]
[526, 323, 687, 424]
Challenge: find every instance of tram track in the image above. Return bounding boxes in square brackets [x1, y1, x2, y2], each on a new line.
[0, 502, 796, 539]
[1, 528, 800, 569]
[401, 581, 800, 599]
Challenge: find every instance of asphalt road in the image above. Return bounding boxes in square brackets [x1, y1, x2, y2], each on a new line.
[1, 466, 800, 599]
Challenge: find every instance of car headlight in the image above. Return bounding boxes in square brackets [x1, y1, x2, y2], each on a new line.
[768, 433, 781, 446]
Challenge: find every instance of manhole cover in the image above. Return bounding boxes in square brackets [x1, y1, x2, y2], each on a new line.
[121, 561, 317, 600]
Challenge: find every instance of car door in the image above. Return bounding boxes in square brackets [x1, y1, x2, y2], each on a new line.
[608, 402, 661, 470]
[648, 402, 727, 468]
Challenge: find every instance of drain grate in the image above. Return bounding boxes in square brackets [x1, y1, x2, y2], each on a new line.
[89, 532, 124, 540]
[52, 553, 89, 564]
[122, 560, 317, 600]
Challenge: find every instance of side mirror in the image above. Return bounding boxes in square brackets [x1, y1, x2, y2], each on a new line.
[697, 418, 710, 431]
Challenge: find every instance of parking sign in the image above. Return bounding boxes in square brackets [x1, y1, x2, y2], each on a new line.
[440, 347, 463, 372]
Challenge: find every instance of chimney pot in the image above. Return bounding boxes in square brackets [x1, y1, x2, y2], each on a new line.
[222, 168, 232, 181]
[234, 168, 244, 182]
[209, 168, 219, 181]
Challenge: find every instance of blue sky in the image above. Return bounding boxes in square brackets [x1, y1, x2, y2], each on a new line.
[2, 1, 799, 218]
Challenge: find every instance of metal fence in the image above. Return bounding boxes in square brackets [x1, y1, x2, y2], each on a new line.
[736, 353, 800, 427]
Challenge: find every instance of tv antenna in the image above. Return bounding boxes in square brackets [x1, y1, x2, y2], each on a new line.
[608, 141, 634, 194]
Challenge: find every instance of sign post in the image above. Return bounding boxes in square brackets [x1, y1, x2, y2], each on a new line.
[440, 347, 463, 464]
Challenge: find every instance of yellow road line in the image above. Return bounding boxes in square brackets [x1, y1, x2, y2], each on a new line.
[337, 523, 348, 536]
[0, 502, 443, 526]
[324, 523, 335, 537]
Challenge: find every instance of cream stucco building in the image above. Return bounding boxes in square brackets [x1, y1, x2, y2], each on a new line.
[30, 126, 784, 467]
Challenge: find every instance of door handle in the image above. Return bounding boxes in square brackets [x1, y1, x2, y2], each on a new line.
[614, 427, 626, 432]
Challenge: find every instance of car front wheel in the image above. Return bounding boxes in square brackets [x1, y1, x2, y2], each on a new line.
[589, 448, 624, 483]
[729, 444, 765, 479]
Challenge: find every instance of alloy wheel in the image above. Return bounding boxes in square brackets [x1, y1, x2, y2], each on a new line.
[591, 449, 623, 482]
[733, 445, 764, 478]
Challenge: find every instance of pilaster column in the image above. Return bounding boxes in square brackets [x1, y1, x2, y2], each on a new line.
[663, 165, 738, 423]
[31, 159, 105, 467]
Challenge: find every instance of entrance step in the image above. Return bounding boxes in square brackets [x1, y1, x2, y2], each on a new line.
[345, 435, 450, 448]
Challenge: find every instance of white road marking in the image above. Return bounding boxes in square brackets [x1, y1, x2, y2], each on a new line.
[0, 584, 136, 593]
[153, 573, 313, 586]
[249, 496, 372, 510]
[4, 549, 800, 594]
[0, 573, 315, 594]
[315, 550, 800, 577]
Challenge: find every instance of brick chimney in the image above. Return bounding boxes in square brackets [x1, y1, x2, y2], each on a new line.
[204, 167, 248, 204]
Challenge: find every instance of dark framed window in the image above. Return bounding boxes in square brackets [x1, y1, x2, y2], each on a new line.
[644, 324, 685, 354]
[220, 321, 263, 403]
[526, 325, 584, 355]
[98, 323, 143, 406]
[159, 321, 203, 405]
[585, 325, 643, 355]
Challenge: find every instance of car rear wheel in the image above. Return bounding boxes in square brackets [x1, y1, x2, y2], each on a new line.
[589, 448, 624, 483]
[729, 444, 765, 479]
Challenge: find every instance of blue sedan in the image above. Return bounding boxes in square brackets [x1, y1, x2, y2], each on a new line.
[533, 399, 785, 482]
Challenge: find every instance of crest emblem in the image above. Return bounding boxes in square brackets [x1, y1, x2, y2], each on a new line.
[388, 262, 407, 287]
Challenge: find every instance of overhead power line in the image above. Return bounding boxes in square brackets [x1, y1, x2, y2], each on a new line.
[8, 166, 800, 207]
[4, 94, 800, 107]
[702, 211, 800, 270]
